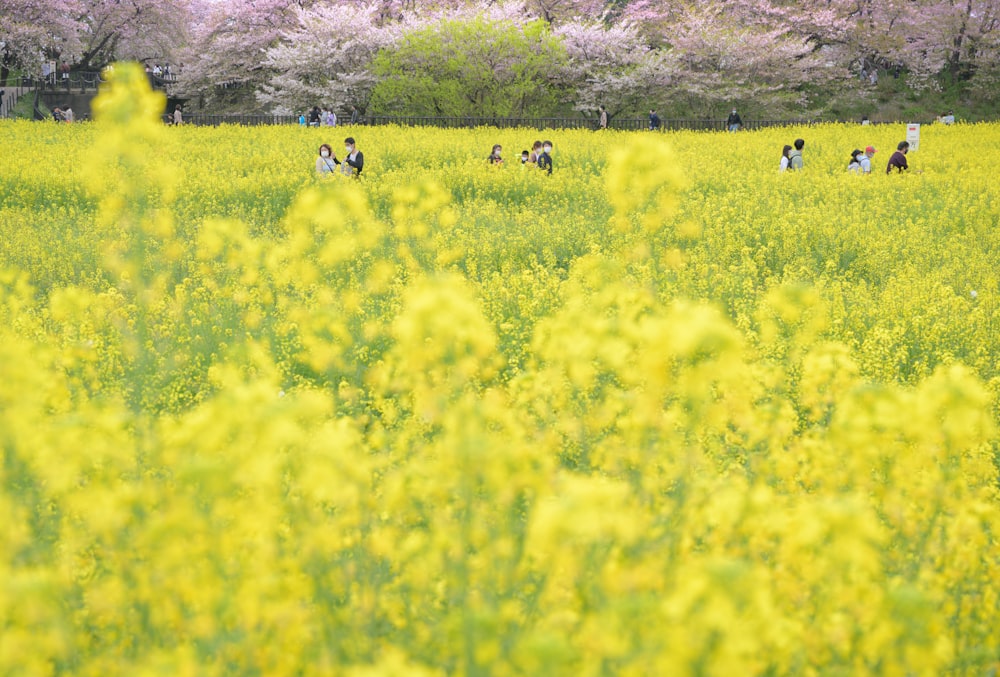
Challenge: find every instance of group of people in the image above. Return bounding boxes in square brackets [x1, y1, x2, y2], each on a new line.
[315, 137, 365, 177]
[779, 139, 914, 174]
[51, 106, 75, 123]
[144, 63, 175, 79]
[301, 105, 360, 127]
[487, 140, 554, 174]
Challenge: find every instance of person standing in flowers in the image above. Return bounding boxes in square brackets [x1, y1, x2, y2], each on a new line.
[887, 141, 909, 174]
[315, 143, 337, 176]
[788, 138, 805, 170]
[173, 104, 183, 126]
[537, 140, 553, 175]
[779, 144, 792, 172]
[332, 137, 364, 177]
[727, 108, 743, 131]
[526, 140, 543, 166]
[487, 144, 504, 165]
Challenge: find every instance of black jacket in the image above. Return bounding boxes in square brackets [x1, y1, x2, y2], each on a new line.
[335, 151, 364, 176]
[537, 151, 552, 175]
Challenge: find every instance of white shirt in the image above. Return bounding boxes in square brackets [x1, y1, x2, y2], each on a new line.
[779, 156, 789, 172]
[859, 155, 872, 173]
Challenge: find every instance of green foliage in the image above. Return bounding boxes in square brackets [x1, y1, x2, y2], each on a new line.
[369, 16, 566, 117]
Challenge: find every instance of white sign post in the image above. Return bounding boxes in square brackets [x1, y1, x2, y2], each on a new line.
[906, 123, 920, 151]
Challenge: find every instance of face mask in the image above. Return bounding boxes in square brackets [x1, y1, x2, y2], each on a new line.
[320, 150, 329, 158]
[346, 147, 353, 154]
[543, 146, 552, 153]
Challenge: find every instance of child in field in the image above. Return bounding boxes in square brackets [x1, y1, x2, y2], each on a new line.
[779, 145, 792, 172]
[520, 150, 530, 164]
[488, 144, 504, 165]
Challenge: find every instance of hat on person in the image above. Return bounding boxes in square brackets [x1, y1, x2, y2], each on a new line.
[865, 145, 876, 153]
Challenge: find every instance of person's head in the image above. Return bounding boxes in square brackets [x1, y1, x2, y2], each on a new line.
[532, 140, 542, 151]
[542, 140, 553, 153]
[600, 105, 605, 111]
[782, 144, 792, 158]
[492, 144, 502, 155]
[345, 137, 356, 152]
[318, 143, 332, 158]
[898, 140, 909, 153]
[865, 145, 876, 157]
[794, 138, 805, 151]
[850, 149, 862, 163]
[521, 150, 529, 161]
[650, 109, 655, 114]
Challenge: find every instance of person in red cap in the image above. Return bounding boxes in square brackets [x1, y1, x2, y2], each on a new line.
[860, 146, 876, 174]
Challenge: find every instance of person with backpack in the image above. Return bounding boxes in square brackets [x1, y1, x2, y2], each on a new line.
[860, 146, 876, 174]
[788, 138, 805, 170]
[848, 149, 863, 173]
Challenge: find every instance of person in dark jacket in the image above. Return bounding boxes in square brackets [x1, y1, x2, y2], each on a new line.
[727, 108, 743, 131]
[537, 140, 553, 175]
[886, 141, 909, 174]
[649, 109, 661, 131]
[332, 137, 364, 177]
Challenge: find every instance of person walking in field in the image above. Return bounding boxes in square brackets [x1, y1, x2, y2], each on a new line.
[788, 138, 805, 170]
[848, 149, 863, 173]
[860, 146, 876, 173]
[599, 105, 608, 130]
[649, 109, 661, 131]
[779, 145, 792, 172]
[887, 141, 909, 174]
[537, 140, 553, 175]
[332, 136, 364, 177]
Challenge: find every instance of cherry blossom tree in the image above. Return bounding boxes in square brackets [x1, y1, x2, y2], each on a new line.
[554, 21, 677, 119]
[176, 0, 312, 105]
[75, 0, 192, 71]
[257, 2, 396, 114]
[1, 0, 82, 81]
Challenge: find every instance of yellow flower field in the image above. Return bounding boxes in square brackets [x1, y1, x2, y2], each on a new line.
[1, 63, 999, 675]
